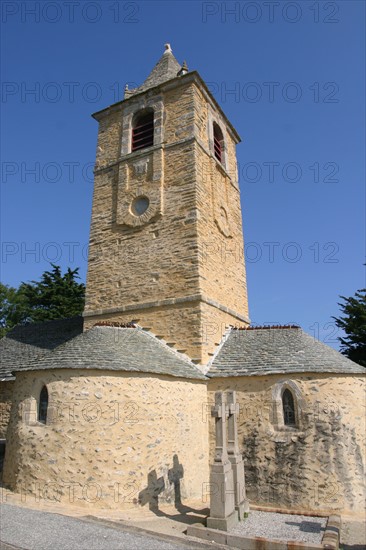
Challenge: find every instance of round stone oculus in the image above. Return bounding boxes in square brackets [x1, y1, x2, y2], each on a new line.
[131, 196, 149, 216]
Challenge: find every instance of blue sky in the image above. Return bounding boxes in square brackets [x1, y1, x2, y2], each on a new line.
[1, 0, 365, 349]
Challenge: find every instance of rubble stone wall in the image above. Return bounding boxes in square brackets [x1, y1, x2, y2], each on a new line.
[208, 373, 366, 515]
[3, 369, 209, 510]
[0, 381, 14, 439]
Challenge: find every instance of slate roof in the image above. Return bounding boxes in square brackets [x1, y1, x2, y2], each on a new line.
[125, 44, 183, 96]
[0, 317, 83, 381]
[2, 322, 363, 382]
[11, 326, 207, 380]
[208, 327, 365, 377]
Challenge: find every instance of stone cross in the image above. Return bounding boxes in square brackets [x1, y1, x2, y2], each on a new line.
[207, 391, 238, 531]
[211, 391, 229, 464]
[227, 390, 240, 457]
[226, 390, 249, 518]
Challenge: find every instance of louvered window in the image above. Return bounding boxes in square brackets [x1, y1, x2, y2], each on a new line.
[213, 122, 224, 163]
[132, 111, 154, 152]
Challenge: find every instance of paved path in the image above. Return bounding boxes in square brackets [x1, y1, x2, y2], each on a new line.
[1, 501, 365, 550]
[341, 517, 366, 550]
[0, 504, 214, 550]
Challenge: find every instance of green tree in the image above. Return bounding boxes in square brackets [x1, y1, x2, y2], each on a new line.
[0, 264, 85, 337]
[333, 288, 366, 367]
[0, 283, 28, 338]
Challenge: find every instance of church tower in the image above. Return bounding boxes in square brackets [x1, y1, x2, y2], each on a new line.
[84, 45, 249, 363]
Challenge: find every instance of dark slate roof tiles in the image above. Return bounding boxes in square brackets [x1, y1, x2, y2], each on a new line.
[126, 44, 182, 96]
[208, 327, 365, 377]
[12, 326, 207, 380]
[0, 317, 83, 381]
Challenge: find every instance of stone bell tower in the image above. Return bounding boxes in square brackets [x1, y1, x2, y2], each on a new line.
[84, 44, 249, 363]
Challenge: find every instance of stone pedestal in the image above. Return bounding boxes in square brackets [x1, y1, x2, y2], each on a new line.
[206, 461, 238, 531]
[229, 454, 250, 519]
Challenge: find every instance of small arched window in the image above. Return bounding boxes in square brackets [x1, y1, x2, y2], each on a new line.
[213, 122, 224, 163]
[132, 110, 154, 152]
[282, 388, 296, 426]
[39, 386, 48, 424]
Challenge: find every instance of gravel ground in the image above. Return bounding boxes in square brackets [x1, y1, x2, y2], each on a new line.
[0, 504, 208, 550]
[231, 511, 327, 544]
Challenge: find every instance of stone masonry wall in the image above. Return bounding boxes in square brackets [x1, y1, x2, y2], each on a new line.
[194, 86, 249, 323]
[84, 77, 249, 364]
[84, 82, 202, 360]
[0, 381, 14, 439]
[3, 370, 209, 510]
[200, 302, 248, 361]
[85, 138, 199, 310]
[208, 373, 366, 515]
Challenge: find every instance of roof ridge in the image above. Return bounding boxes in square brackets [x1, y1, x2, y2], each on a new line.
[233, 324, 300, 331]
[92, 321, 137, 329]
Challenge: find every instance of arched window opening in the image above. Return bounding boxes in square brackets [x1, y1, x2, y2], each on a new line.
[282, 388, 296, 426]
[132, 110, 154, 152]
[39, 386, 48, 424]
[213, 123, 224, 163]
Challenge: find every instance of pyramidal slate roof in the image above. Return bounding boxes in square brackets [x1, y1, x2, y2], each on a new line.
[208, 326, 365, 377]
[11, 325, 206, 380]
[0, 317, 83, 381]
[125, 44, 183, 97]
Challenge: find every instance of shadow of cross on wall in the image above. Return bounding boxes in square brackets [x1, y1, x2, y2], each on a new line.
[138, 455, 185, 512]
[138, 470, 165, 512]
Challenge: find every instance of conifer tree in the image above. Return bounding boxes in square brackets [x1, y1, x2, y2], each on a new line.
[0, 265, 85, 337]
[333, 287, 366, 367]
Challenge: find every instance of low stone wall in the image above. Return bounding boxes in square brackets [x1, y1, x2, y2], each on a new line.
[208, 373, 366, 515]
[3, 370, 209, 509]
[0, 381, 15, 439]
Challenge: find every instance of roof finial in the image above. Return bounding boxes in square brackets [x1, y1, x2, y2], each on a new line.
[177, 60, 188, 77]
[124, 83, 132, 99]
[164, 43, 172, 54]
